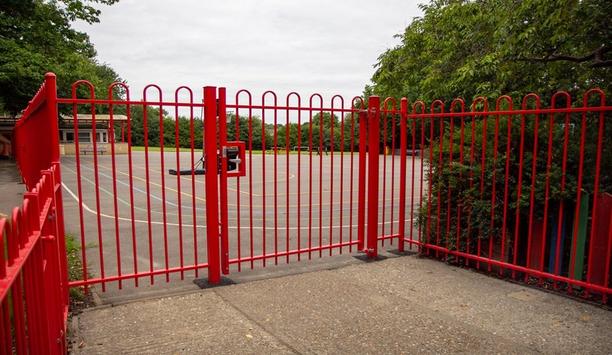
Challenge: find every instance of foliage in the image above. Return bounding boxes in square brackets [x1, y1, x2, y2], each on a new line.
[416, 106, 612, 258]
[123, 110, 364, 152]
[366, 0, 611, 260]
[0, 0, 122, 115]
[367, 0, 611, 103]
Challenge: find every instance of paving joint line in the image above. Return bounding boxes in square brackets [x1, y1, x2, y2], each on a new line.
[212, 288, 304, 355]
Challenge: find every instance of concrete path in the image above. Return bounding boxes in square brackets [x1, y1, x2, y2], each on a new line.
[71, 255, 612, 354]
[0, 159, 24, 218]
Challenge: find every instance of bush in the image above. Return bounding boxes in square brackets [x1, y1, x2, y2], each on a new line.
[416, 105, 612, 262]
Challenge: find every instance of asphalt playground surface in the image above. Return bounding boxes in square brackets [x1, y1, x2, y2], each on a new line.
[60, 151, 424, 297]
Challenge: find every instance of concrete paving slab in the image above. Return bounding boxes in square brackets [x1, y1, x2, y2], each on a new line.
[72, 291, 294, 354]
[72, 255, 612, 354]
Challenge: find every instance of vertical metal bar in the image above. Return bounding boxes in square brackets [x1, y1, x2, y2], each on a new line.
[525, 96, 540, 280]
[554, 94, 571, 279]
[89, 86, 105, 291]
[488, 103, 499, 271]
[158, 95, 170, 282]
[219, 88, 230, 275]
[248, 96, 254, 269]
[499, 96, 513, 276]
[296, 96, 302, 261]
[446, 100, 460, 259]
[390, 103, 396, 243]
[70, 83, 87, 292]
[417, 103, 426, 252]
[204, 86, 221, 284]
[381, 103, 388, 244]
[318, 103, 323, 258]
[261, 92, 271, 267]
[285, 96, 290, 263]
[434, 101, 445, 258]
[398, 98, 408, 252]
[1, 298, 12, 354]
[512, 98, 528, 279]
[425, 109, 434, 255]
[348, 100, 359, 253]
[357, 110, 367, 251]
[108, 86, 122, 289]
[466, 108, 477, 265]
[273, 97, 279, 265]
[125, 93, 138, 286]
[329, 97, 337, 255]
[234, 95, 242, 271]
[366, 96, 381, 258]
[476, 100, 488, 268]
[410, 113, 417, 245]
[285, 93, 300, 263]
[174, 87, 192, 280]
[10, 210, 27, 353]
[308, 99, 314, 259]
[142, 88, 154, 285]
[569, 98, 588, 283]
[539, 102, 554, 282]
[585, 90, 605, 289]
[339, 99, 345, 254]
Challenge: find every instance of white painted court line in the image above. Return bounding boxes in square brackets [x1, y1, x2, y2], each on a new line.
[62, 181, 417, 231]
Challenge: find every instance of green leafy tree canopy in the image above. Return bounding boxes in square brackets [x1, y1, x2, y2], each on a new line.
[367, 0, 611, 103]
[0, 0, 122, 116]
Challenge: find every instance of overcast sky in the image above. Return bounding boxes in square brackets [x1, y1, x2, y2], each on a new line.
[74, 0, 423, 103]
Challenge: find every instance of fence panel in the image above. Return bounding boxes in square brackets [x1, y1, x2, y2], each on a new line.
[394, 90, 612, 304]
[1, 72, 68, 354]
[0, 164, 68, 354]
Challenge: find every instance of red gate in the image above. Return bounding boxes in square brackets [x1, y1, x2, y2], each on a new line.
[210, 87, 388, 282]
[57, 82, 398, 290]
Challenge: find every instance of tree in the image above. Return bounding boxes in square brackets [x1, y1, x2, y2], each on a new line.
[0, 0, 122, 116]
[367, 0, 611, 103]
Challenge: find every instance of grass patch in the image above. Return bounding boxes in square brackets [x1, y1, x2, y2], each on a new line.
[65, 234, 92, 308]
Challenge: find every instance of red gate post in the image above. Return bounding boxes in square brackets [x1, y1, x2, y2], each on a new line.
[366, 96, 381, 258]
[357, 110, 367, 251]
[397, 98, 408, 252]
[218, 87, 230, 275]
[45, 73, 69, 311]
[203, 86, 221, 284]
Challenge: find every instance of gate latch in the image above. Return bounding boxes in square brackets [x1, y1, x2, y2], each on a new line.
[222, 141, 246, 177]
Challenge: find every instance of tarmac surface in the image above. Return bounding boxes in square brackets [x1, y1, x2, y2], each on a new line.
[60, 151, 421, 298]
[71, 253, 612, 354]
[0, 159, 24, 218]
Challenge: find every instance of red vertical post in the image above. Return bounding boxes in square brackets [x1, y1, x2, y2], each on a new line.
[204, 86, 221, 284]
[44, 73, 68, 305]
[357, 110, 367, 251]
[398, 98, 408, 252]
[366, 96, 380, 258]
[218, 87, 230, 275]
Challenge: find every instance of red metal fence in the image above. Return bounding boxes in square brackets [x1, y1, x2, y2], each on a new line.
[55, 80, 611, 304]
[1, 73, 610, 354]
[1, 74, 68, 354]
[392, 91, 612, 304]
